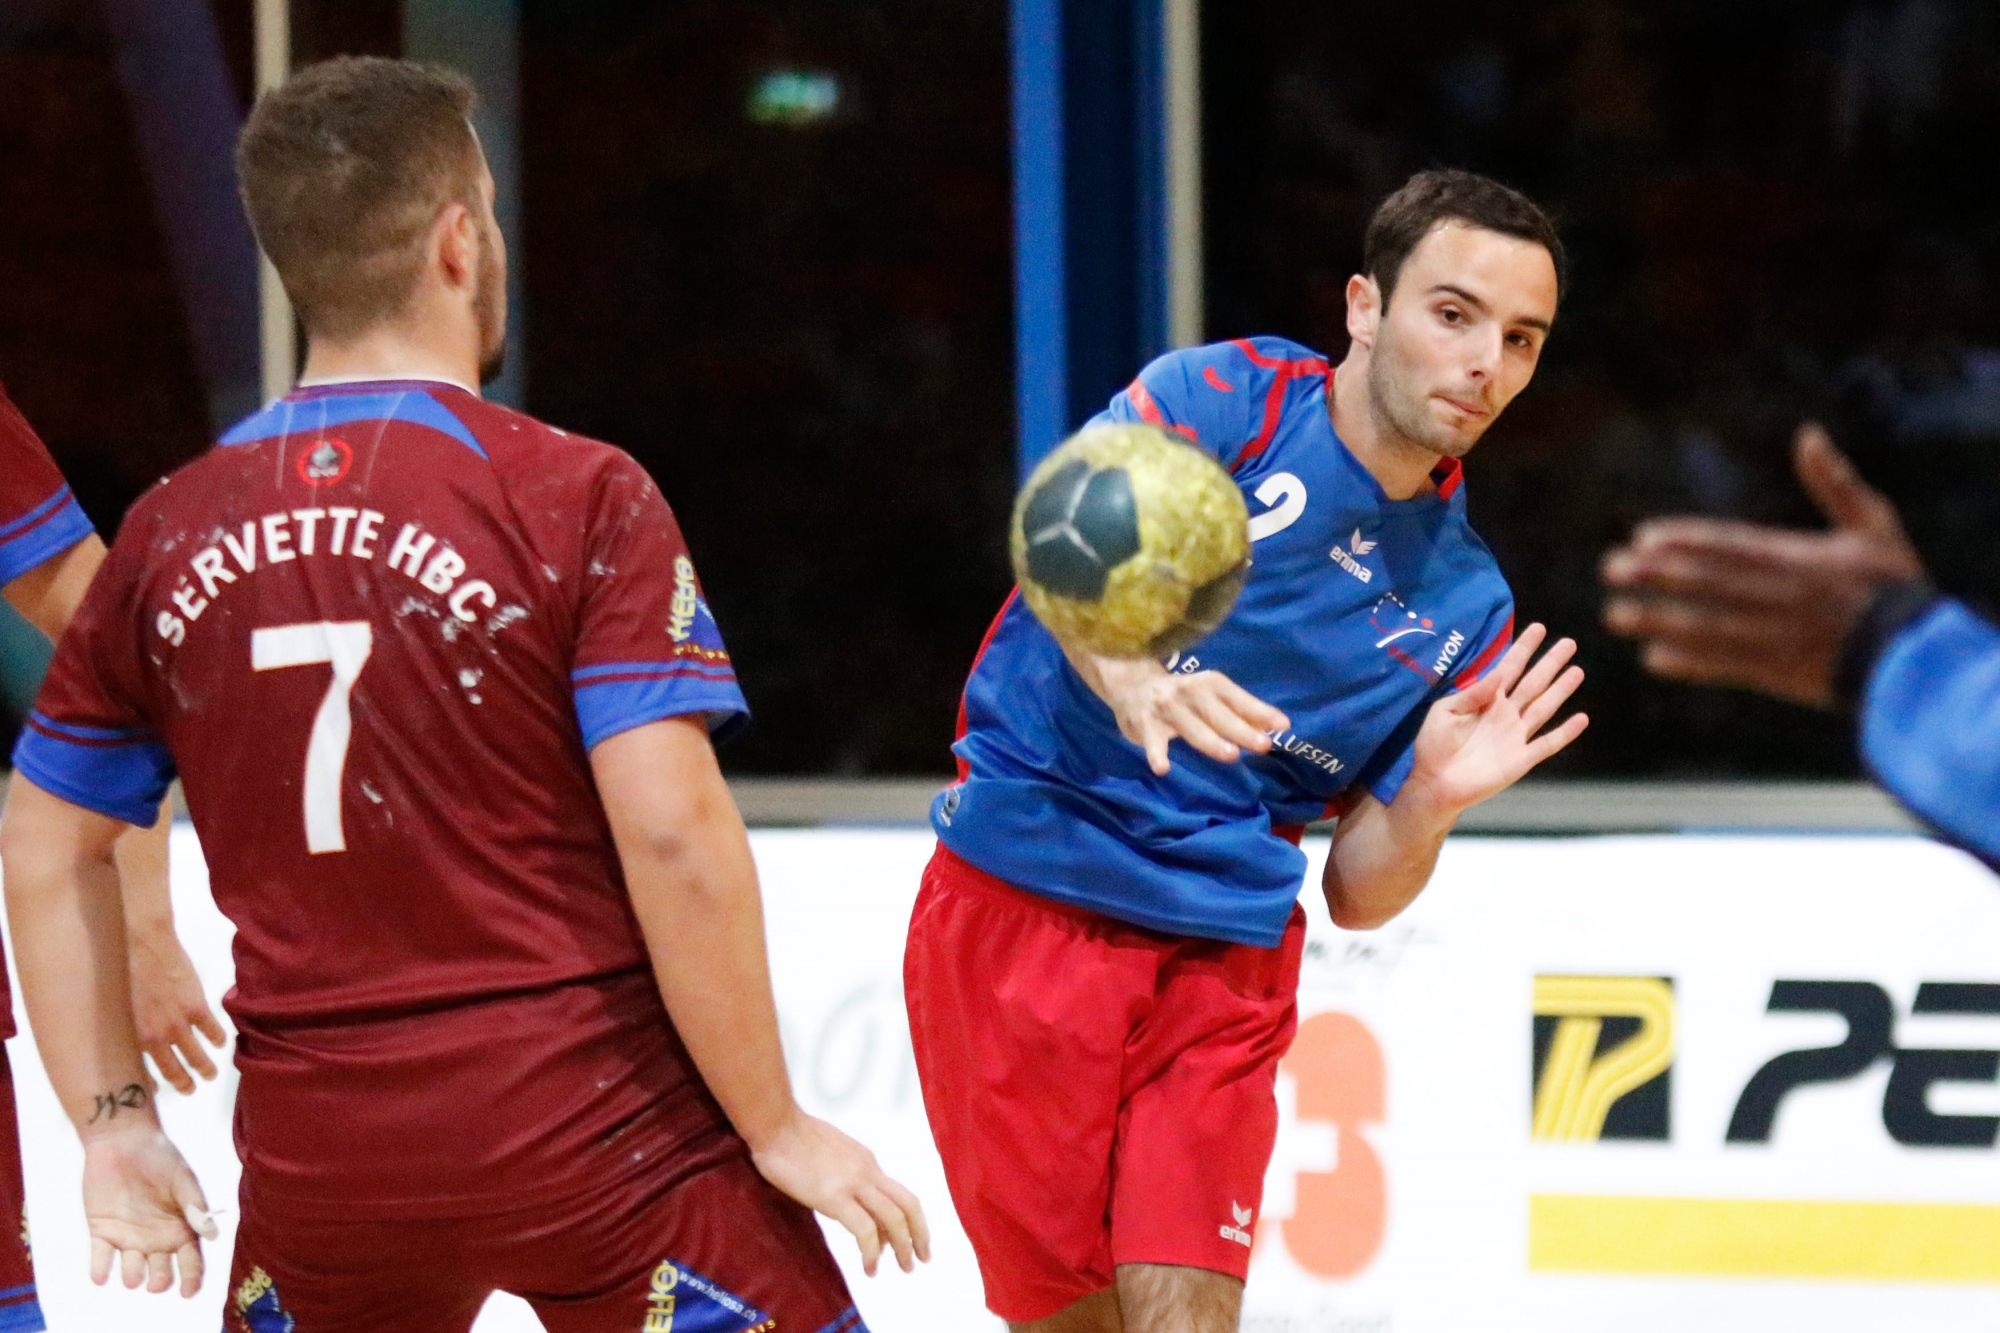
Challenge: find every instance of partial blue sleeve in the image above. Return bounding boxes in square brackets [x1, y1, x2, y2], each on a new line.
[0, 486, 93, 584]
[1860, 599, 2000, 865]
[1085, 343, 1271, 468]
[11, 713, 174, 827]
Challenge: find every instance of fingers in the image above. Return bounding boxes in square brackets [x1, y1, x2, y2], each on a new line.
[827, 1197, 884, 1276]
[1601, 543, 1803, 608]
[145, 1249, 174, 1294]
[177, 1239, 204, 1298]
[144, 1043, 197, 1097]
[1508, 634, 1576, 706]
[877, 1174, 931, 1264]
[1793, 422, 1896, 537]
[1520, 665, 1585, 734]
[172, 1170, 215, 1240]
[91, 1236, 112, 1287]
[121, 1243, 144, 1290]
[178, 1027, 220, 1083]
[1603, 596, 1774, 651]
[195, 1009, 228, 1050]
[1186, 686, 1281, 756]
[1206, 675, 1289, 736]
[859, 1184, 916, 1273]
[1138, 716, 1173, 777]
[1527, 712, 1590, 764]
[1486, 623, 1547, 696]
[1156, 698, 1242, 766]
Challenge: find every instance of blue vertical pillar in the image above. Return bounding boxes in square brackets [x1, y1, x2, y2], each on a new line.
[1012, 0, 1174, 477]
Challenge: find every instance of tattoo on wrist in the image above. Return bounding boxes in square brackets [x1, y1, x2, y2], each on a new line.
[89, 1084, 147, 1123]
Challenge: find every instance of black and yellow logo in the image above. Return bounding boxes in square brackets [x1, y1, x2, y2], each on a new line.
[1532, 976, 1674, 1141]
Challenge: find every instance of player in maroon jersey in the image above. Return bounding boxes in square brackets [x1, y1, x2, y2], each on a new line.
[0, 57, 924, 1328]
[0, 382, 226, 1330]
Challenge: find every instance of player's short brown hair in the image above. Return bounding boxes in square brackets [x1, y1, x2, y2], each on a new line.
[1364, 169, 1566, 306]
[237, 57, 483, 340]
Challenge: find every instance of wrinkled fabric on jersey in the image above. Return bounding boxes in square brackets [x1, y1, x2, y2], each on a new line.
[936, 338, 1513, 947]
[15, 380, 749, 1212]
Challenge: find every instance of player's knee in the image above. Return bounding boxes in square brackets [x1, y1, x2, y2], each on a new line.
[1114, 1262, 1242, 1333]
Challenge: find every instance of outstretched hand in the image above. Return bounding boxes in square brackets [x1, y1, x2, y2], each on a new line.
[1601, 423, 1924, 707]
[81, 1122, 215, 1298]
[1404, 623, 1588, 813]
[750, 1109, 931, 1277]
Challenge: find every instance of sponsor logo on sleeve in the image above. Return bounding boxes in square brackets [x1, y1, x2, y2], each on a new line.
[668, 555, 700, 642]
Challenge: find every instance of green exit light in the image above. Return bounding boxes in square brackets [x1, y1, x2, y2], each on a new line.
[748, 69, 841, 126]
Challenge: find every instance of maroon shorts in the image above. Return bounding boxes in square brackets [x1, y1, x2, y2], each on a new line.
[0, 1048, 42, 1332]
[904, 844, 1304, 1322]
[223, 1140, 863, 1333]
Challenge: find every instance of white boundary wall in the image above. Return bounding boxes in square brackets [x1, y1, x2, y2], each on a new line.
[10, 825, 2000, 1330]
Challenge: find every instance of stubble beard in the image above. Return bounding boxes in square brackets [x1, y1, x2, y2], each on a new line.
[1365, 326, 1486, 461]
[473, 225, 507, 384]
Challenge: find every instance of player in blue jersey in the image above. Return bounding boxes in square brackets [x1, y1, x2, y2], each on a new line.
[1604, 422, 2000, 868]
[906, 170, 1590, 1332]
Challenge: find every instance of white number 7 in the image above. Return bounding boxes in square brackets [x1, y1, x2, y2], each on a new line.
[252, 621, 374, 855]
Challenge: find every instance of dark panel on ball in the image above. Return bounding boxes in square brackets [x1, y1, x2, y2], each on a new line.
[1022, 458, 1093, 540]
[1071, 467, 1140, 568]
[1027, 528, 1110, 600]
[1147, 560, 1250, 656]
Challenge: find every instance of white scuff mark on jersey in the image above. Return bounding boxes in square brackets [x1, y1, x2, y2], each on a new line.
[360, 781, 384, 804]
[458, 669, 482, 688]
[487, 605, 529, 633]
[397, 596, 440, 621]
[589, 559, 612, 577]
[542, 564, 561, 583]
[440, 619, 461, 642]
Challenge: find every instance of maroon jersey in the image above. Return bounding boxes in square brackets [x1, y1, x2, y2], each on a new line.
[0, 379, 94, 586]
[17, 379, 749, 1212]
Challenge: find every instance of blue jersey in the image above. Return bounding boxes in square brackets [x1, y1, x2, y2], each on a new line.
[934, 337, 1515, 947]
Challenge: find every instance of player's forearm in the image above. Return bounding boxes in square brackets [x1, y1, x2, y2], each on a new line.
[1322, 788, 1456, 930]
[115, 798, 176, 936]
[593, 719, 800, 1151]
[0, 781, 155, 1138]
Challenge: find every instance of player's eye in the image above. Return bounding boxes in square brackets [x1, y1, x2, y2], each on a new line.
[1438, 306, 1463, 324]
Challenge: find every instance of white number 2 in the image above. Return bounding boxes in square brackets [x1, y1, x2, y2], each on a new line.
[251, 621, 374, 855]
[1248, 471, 1308, 541]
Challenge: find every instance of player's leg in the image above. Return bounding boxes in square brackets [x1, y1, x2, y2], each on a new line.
[510, 1145, 860, 1333]
[1006, 1286, 1123, 1333]
[1105, 905, 1307, 1333]
[1115, 1263, 1241, 1333]
[224, 1187, 486, 1333]
[904, 845, 1156, 1323]
[0, 1049, 45, 1332]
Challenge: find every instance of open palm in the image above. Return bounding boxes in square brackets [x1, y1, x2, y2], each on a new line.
[1409, 623, 1588, 812]
[81, 1124, 214, 1297]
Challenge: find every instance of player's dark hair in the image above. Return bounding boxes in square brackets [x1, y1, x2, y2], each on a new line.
[1364, 169, 1565, 307]
[236, 57, 483, 341]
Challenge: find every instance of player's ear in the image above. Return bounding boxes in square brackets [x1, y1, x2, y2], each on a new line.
[1346, 274, 1381, 348]
[433, 203, 478, 293]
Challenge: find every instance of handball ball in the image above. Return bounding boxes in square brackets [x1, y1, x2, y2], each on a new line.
[1011, 423, 1250, 658]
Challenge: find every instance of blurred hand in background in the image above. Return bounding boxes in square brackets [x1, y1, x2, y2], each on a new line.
[1600, 423, 1925, 709]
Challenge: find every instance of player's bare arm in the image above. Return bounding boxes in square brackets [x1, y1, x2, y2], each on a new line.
[1061, 641, 1289, 776]
[1602, 423, 1925, 707]
[116, 802, 226, 1095]
[4, 533, 224, 1095]
[591, 714, 931, 1277]
[1323, 624, 1587, 929]
[0, 778, 216, 1297]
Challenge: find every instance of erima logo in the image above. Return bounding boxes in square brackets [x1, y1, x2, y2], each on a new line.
[1220, 1201, 1255, 1248]
[1329, 529, 1375, 582]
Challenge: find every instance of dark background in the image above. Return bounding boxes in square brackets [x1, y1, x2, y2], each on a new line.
[5, 0, 1999, 776]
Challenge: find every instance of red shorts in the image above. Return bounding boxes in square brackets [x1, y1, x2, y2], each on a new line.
[0, 1049, 41, 1332]
[904, 844, 1304, 1322]
[223, 1133, 861, 1333]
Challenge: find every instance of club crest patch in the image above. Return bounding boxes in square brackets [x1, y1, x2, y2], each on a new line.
[228, 1266, 296, 1333]
[296, 437, 354, 486]
[641, 1259, 773, 1332]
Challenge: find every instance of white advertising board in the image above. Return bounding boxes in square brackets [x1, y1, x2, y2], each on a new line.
[9, 826, 2000, 1331]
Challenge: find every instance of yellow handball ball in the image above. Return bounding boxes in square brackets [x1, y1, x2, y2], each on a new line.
[1010, 422, 1251, 658]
